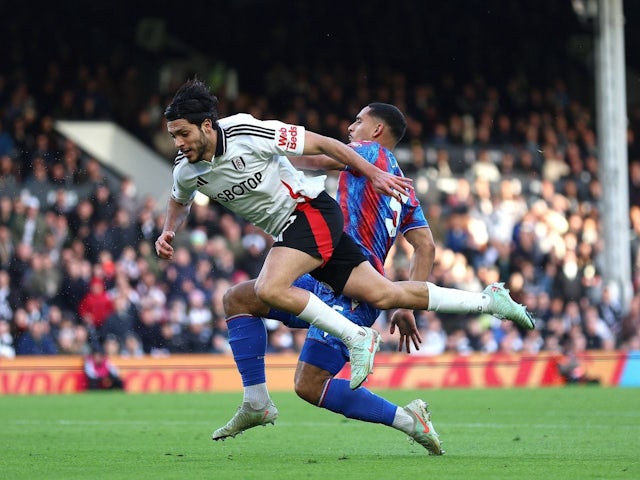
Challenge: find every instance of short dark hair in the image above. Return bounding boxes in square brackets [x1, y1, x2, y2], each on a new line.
[164, 78, 220, 126]
[367, 102, 407, 144]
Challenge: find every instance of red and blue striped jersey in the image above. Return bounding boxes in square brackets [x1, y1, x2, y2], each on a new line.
[339, 141, 428, 275]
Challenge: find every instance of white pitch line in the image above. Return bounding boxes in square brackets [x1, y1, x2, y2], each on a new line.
[5, 419, 639, 430]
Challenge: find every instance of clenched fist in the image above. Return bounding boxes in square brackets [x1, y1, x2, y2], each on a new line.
[155, 230, 176, 259]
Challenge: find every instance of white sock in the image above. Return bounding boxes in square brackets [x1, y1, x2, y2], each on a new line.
[391, 406, 415, 434]
[426, 282, 490, 314]
[297, 293, 364, 348]
[244, 383, 271, 409]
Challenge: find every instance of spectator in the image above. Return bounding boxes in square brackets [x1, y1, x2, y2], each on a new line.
[121, 332, 144, 357]
[23, 252, 62, 301]
[186, 289, 212, 328]
[7, 242, 33, 294]
[556, 330, 600, 385]
[90, 183, 117, 224]
[597, 284, 623, 338]
[237, 233, 268, 279]
[83, 345, 125, 390]
[446, 328, 473, 354]
[102, 334, 122, 357]
[67, 198, 94, 241]
[54, 256, 90, 313]
[159, 321, 188, 354]
[0, 269, 19, 321]
[133, 304, 165, 354]
[0, 318, 16, 358]
[0, 224, 13, 269]
[21, 158, 53, 208]
[0, 120, 16, 158]
[414, 313, 447, 356]
[9, 196, 49, 249]
[100, 295, 138, 344]
[57, 321, 91, 355]
[85, 222, 117, 264]
[266, 324, 295, 353]
[583, 306, 615, 351]
[110, 209, 139, 260]
[15, 320, 57, 355]
[78, 277, 114, 331]
[0, 155, 19, 199]
[179, 323, 213, 353]
[116, 176, 141, 216]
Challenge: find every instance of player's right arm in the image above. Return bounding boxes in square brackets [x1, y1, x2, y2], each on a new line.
[155, 197, 192, 260]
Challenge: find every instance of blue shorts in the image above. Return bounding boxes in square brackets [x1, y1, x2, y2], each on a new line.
[295, 274, 381, 375]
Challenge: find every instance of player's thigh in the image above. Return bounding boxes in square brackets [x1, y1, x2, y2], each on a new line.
[341, 261, 397, 305]
[257, 246, 322, 290]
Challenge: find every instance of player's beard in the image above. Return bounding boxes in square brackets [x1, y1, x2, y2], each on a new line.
[188, 131, 210, 163]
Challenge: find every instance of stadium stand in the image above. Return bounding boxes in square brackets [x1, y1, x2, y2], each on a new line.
[1, 3, 640, 362]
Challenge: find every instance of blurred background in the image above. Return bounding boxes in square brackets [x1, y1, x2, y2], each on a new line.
[1, 0, 639, 365]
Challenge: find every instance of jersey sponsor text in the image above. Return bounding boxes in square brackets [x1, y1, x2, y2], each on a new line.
[215, 172, 264, 202]
[277, 126, 299, 151]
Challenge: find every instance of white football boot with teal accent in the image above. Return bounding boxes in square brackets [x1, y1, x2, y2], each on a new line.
[212, 401, 279, 441]
[404, 399, 444, 455]
[483, 282, 535, 329]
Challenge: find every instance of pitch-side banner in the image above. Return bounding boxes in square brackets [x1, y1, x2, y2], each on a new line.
[0, 351, 636, 395]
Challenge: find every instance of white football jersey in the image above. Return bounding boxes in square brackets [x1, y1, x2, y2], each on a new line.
[171, 113, 326, 236]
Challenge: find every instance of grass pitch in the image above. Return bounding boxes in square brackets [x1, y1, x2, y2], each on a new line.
[1, 387, 638, 480]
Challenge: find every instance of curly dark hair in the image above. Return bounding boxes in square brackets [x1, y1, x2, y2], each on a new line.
[164, 78, 220, 126]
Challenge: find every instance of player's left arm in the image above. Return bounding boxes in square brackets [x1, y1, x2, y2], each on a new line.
[289, 154, 344, 171]
[389, 227, 436, 353]
[302, 131, 412, 201]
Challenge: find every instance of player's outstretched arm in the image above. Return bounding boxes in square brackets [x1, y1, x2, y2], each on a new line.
[289, 154, 343, 171]
[302, 131, 412, 202]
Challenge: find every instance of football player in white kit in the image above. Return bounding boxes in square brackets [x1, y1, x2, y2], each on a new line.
[155, 78, 414, 389]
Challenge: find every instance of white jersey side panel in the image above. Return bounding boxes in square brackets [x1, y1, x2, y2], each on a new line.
[171, 114, 326, 236]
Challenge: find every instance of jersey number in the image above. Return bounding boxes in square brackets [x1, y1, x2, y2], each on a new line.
[384, 194, 407, 238]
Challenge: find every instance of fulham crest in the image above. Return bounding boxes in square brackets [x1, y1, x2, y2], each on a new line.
[231, 157, 246, 171]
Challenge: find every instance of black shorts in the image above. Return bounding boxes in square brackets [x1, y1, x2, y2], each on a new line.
[273, 191, 366, 294]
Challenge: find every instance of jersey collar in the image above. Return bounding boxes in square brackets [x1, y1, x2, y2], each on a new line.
[214, 125, 227, 158]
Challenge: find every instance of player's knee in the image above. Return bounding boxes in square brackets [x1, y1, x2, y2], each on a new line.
[294, 373, 324, 405]
[294, 381, 321, 405]
[253, 278, 282, 306]
[222, 286, 242, 315]
[294, 380, 314, 404]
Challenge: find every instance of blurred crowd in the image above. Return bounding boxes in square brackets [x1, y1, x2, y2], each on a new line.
[2, 49, 640, 363]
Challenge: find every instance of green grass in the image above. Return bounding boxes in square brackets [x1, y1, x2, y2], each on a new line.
[1, 388, 638, 480]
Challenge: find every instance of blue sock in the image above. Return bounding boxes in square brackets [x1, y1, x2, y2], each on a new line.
[226, 315, 267, 386]
[267, 308, 310, 329]
[318, 378, 397, 425]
